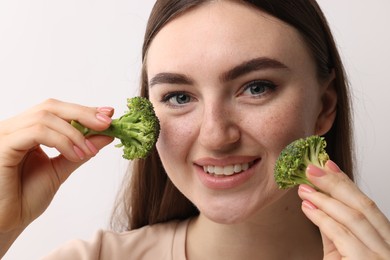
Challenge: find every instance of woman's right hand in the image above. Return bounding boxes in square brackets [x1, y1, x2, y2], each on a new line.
[0, 99, 114, 234]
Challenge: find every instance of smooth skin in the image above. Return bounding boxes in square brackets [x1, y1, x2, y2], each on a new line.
[146, 1, 390, 259]
[0, 99, 114, 256]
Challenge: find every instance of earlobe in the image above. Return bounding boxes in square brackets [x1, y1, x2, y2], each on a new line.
[315, 70, 338, 136]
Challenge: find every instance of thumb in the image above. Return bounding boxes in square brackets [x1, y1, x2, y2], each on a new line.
[51, 135, 114, 184]
[321, 231, 341, 259]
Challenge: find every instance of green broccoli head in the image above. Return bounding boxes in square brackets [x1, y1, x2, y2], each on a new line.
[71, 96, 160, 160]
[274, 135, 329, 189]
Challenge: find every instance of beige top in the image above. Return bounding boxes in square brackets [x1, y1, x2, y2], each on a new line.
[42, 219, 190, 260]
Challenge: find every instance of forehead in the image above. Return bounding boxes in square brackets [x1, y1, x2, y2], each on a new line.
[146, 1, 314, 76]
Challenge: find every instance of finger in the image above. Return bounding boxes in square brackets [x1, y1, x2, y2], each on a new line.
[2, 107, 110, 157]
[31, 99, 114, 130]
[1, 99, 114, 135]
[1, 125, 89, 165]
[301, 201, 375, 260]
[307, 161, 390, 243]
[299, 184, 390, 255]
[50, 135, 114, 184]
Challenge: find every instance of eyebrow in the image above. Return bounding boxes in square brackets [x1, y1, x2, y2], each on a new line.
[220, 57, 289, 82]
[149, 72, 193, 87]
[148, 57, 289, 87]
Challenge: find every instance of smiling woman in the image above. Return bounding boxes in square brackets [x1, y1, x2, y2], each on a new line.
[0, 0, 389, 259]
[133, 2, 338, 257]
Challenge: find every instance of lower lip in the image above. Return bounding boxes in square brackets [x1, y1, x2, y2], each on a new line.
[195, 160, 259, 190]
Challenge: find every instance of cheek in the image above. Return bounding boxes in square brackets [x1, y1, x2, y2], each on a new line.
[155, 114, 197, 168]
[251, 97, 319, 156]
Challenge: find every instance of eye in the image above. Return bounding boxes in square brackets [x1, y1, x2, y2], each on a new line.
[242, 80, 277, 97]
[161, 91, 193, 107]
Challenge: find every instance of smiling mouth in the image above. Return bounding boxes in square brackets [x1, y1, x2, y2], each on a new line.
[202, 160, 256, 176]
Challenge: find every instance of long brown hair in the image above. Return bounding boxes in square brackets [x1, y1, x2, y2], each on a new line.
[111, 0, 354, 231]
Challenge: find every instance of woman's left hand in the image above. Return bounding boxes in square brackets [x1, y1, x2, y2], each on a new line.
[298, 160, 390, 259]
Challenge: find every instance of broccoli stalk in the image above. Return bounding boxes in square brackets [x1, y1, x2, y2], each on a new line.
[274, 135, 329, 189]
[71, 97, 160, 160]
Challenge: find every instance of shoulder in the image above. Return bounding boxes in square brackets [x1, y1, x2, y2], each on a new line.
[42, 219, 190, 260]
[100, 219, 188, 256]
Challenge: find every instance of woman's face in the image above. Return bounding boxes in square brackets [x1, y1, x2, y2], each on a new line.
[147, 1, 335, 223]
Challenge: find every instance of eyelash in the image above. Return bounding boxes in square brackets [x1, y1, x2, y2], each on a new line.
[241, 80, 277, 98]
[160, 91, 194, 108]
[160, 80, 277, 107]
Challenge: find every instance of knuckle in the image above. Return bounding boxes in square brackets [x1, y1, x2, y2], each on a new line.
[59, 135, 74, 148]
[336, 174, 350, 185]
[30, 123, 48, 134]
[42, 98, 60, 108]
[34, 109, 52, 121]
[329, 173, 349, 189]
[35, 98, 61, 113]
[358, 195, 378, 212]
[349, 209, 367, 223]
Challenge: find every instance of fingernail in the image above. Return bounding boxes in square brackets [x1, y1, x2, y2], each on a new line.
[73, 145, 85, 160]
[326, 160, 341, 173]
[307, 164, 326, 177]
[299, 184, 316, 193]
[85, 139, 99, 155]
[302, 200, 317, 210]
[97, 107, 114, 114]
[96, 113, 112, 124]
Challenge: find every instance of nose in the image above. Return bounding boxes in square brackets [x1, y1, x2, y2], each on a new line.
[198, 103, 240, 151]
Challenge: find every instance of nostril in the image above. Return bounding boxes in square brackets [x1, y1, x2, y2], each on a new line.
[198, 104, 241, 149]
[198, 122, 240, 150]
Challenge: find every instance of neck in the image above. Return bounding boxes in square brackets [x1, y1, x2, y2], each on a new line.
[186, 189, 323, 260]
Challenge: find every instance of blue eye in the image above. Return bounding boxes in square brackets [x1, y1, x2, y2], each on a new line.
[243, 80, 276, 97]
[162, 92, 192, 106]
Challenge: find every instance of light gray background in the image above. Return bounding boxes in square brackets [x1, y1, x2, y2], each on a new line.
[0, 1, 388, 259]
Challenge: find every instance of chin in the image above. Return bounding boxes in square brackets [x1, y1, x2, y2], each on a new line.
[197, 197, 263, 225]
[198, 187, 291, 225]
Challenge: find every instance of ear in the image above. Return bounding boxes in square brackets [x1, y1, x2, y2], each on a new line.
[315, 70, 337, 136]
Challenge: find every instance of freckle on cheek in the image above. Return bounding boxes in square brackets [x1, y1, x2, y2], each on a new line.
[158, 124, 193, 148]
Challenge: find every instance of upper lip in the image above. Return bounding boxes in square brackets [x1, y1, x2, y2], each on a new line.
[193, 155, 260, 167]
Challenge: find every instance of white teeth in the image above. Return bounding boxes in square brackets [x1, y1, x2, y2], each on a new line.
[214, 166, 223, 174]
[224, 165, 234, 175]
[234, 164, 242, 173]
[203, 163, 250, 176]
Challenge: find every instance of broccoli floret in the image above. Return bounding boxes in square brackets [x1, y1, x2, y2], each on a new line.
[71, 97, 160, 160]
[274, 135, 329, 189]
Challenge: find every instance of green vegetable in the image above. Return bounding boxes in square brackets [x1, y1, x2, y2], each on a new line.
[274, 135, 329, 189]
[71, 97, 160, 160]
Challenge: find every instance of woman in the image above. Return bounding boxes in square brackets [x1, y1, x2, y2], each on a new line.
[1, 0, 389, 259]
